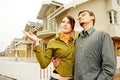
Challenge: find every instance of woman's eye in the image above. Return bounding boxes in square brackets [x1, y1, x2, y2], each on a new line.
[61, 21, 65, 23]
[61, 20, 70, 25]
[66, 21, 70, 24]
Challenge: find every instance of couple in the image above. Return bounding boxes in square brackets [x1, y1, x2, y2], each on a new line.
[23, 10, 116, 80]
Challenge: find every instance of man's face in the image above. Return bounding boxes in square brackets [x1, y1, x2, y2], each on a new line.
[78, 12, 94, 26]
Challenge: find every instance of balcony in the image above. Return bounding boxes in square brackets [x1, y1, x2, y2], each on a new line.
[37, 30, 56, 38]
[37, 18, 57, 39]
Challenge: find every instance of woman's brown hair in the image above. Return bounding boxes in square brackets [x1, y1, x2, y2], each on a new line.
[62, 15, 75, 30]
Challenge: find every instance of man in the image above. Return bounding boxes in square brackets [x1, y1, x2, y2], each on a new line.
[74, 10, 116, 80]
[53, 10, 116, 80]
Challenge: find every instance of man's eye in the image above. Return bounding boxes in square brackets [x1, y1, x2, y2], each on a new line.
[81, 14, 85, 17]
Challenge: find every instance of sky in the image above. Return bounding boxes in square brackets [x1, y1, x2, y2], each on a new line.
[0, 0, 72, 52]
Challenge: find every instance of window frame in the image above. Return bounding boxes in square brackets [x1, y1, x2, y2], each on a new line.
[108, 10, 118, 24]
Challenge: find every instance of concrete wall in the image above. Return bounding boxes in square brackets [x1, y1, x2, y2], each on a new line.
[0, 61, 40, 80]
[0, 57, 54, 80]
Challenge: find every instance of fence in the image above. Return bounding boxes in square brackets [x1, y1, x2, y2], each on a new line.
[0, 57, 54, 80]
[0, 57, 120, 80]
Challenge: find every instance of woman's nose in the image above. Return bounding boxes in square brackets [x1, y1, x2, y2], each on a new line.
[63, 22, 68, 25]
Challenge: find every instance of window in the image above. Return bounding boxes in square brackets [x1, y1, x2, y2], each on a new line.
[49, 19, 56, 30]
[109, 12, 112, 23]
[108, 11, 118, 24]
[114, 12, 117, 23]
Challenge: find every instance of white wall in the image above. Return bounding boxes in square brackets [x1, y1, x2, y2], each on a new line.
[0, 61, 40, 80]
[67, 0, 109, 32]
[0, 57, 54, 80]
[117, 57, 120, 69]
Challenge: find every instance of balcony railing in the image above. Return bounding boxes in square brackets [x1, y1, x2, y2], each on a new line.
[0, 57, 54, 80]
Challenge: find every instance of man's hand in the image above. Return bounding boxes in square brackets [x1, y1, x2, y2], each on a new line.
[52, 57, 61, 68]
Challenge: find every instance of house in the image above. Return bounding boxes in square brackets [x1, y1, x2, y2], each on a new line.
[5, 38, 26, 57]
[35, 0, 120, 79]
[38, 0, 120, 54]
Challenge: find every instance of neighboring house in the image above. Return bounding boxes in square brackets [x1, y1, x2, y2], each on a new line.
[0, 51, 5, 56]
[4, 46, 11, 56]
[6, 38, 26, 57]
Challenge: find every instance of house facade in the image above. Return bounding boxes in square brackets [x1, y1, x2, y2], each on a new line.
[35, 0, 120, 79]
[5, 38, 26, 57]
[37, 0, 120, 56]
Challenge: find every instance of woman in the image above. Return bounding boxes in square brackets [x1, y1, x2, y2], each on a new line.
[23, 15, 75, 80]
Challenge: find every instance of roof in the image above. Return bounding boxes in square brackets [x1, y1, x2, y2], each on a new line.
[51, 0, 89, 18]
[37, 0, 89, 19]
[37, 0, 63, 19]
[24, 21, 42, 32]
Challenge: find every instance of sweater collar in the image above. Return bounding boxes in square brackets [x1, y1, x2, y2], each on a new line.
[56, 33, 74, 43]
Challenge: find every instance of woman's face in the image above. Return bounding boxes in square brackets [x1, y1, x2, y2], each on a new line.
[61, 17, 72, 34]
